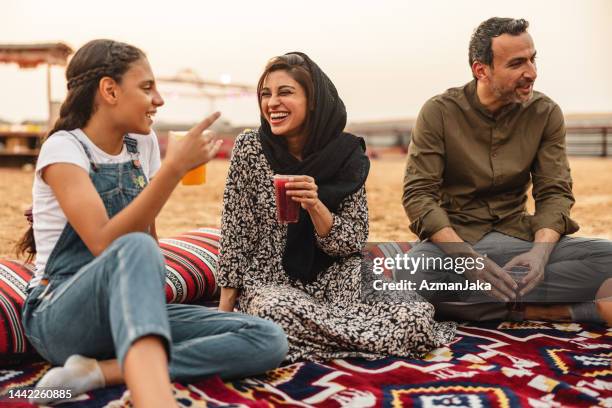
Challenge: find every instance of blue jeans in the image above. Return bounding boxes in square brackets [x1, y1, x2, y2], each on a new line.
[23, 233, 288, 380]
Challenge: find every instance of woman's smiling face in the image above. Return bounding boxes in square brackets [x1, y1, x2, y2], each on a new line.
[260, 70, 308, 138]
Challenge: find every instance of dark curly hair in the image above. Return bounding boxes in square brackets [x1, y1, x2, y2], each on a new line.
[469, 17, 530, 78]
[16, 39, 145, 262]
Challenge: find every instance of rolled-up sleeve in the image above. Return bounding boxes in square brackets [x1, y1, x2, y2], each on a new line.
[530, 104, 580, 236]
[217, 133, 258, 289]
[315, 186, 368, 257]
[402, 98, 452, 240]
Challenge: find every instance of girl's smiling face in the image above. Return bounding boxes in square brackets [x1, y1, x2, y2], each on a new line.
[113, 58, 164, 135]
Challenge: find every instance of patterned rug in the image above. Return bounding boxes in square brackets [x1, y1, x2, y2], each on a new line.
[1, 321, 610, 407]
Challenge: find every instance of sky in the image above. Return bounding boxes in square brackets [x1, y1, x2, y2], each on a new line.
[1, 0, 611, 126]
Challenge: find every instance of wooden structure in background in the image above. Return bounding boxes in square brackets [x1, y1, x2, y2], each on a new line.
[0, 43, 73, 165]
[157, 69, 256, 112]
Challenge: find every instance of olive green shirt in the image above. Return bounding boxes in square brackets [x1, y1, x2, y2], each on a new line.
[402, 80, 579, 244]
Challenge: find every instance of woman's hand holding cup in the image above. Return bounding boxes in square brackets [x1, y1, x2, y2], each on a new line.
[284, 176, 320, 211]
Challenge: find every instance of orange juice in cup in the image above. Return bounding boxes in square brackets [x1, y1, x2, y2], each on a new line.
[182, 163, 206, 185]
[168, 131, 207, 186]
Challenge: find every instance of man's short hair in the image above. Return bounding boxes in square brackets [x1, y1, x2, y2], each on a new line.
[469, 17, 530, 72]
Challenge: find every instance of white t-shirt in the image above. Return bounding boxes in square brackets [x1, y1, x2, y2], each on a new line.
[30, 129, 161, 287]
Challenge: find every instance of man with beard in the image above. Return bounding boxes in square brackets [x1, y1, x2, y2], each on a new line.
[401, 17, 612, 323]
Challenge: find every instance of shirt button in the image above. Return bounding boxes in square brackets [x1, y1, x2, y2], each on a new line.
[492, 152, 498, 158]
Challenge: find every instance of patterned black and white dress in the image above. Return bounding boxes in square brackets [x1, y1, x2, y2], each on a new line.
[218, 130, 455, 362]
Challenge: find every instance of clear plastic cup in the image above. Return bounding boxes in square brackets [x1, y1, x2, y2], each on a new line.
[507, 265, 530, 310]
[273, 175, 300, 223]
[507, 265, 530, 288]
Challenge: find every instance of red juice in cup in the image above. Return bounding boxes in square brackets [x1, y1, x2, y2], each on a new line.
[274, 175, 300, 224]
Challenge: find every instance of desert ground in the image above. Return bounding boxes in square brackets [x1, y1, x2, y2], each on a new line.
[1, 157, 611, 259]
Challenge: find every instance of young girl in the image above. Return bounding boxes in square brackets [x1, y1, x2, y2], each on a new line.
[18, 39, 287, 407]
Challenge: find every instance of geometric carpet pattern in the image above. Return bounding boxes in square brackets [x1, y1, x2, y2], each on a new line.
[1, 321, 611, 407]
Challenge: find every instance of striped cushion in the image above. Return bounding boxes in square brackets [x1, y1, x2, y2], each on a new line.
[0, 227, 221, 357]
[0, 260, 35, 355]
[160, 228, 220, 304]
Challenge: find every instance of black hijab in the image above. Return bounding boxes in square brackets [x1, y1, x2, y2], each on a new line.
[259, 52, 370, 284]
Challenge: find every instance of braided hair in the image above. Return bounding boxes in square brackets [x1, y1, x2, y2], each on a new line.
[16, 39, 145, 262]
[48, 39, 145, 136]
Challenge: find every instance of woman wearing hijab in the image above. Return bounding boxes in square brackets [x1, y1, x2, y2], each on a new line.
[217, 52, 455, 362]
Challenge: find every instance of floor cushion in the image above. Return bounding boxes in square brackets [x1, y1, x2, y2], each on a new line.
[0, 227, 221, 358]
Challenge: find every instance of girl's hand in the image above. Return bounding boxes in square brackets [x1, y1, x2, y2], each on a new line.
[165, 111, 223, 175]
[285, 176, 321, 211]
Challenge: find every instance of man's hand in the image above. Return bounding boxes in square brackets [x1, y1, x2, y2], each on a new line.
[432, 227, 516, 301]
[504, 249, 548, 297]
[464, 255, 518, 301]
[504, 228, 559, 297]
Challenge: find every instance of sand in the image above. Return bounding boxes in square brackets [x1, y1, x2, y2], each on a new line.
[1, 157, 611, 259]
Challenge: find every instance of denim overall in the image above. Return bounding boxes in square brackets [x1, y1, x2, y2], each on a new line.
[22, 132, 287, 380]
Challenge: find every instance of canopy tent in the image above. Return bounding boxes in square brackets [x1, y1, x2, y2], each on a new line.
[0, 43, 73, 68]
[0, 42, 74, 125]
[157, 69, 256, 112]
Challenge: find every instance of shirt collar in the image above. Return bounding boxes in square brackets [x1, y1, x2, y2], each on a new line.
[465, 79, 521, 121]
